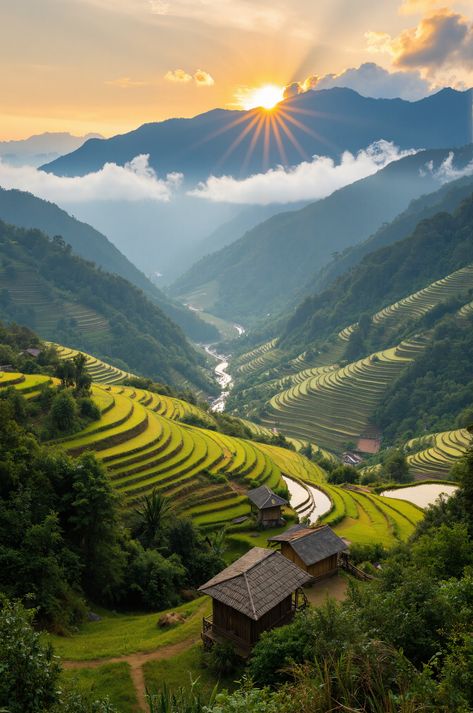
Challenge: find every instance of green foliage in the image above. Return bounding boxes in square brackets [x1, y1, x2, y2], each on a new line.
[0, 599, 60, 713]
[204, 642, 240, 678]
[382, 450, 410, 483]
[51, 390, 79, 432]
[376, 316, 473, 443]
[327, 464, 359, 485]
[134, 490, 173, 549]
[0, 220, 214, 392]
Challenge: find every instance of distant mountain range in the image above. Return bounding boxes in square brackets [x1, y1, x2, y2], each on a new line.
[0, 188, 218, 342]
[42, 88, 473, 181]
[171, 146, 473, 325]
[0, 132, 103, 167]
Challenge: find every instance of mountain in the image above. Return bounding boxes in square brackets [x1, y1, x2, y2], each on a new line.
[309, 173, 473, 295]
[0, 220, 214, 391]
[178, 202, 308, 278]
[0, 132, 102, 167]
[41, 88, 472, 181]
[0, 187, 218, 342]
[282, 192, 473, 350]
[172, 147, 473, 324]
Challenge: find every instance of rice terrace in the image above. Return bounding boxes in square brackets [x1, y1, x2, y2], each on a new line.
[1, 4, 473, 712]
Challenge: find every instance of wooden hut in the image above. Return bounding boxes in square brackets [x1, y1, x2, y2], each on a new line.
[247, 485, 287, 527]
[268, 524, 348, 580]
[199, 546, 312, 656]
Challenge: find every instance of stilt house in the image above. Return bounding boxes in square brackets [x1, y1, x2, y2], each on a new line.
[247, 485, 287, 527]
[269, 524, 348, 580]
[199, 546, 312, 655]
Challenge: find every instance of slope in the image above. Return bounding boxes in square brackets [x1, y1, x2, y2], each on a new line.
[310, 173, 473, 296]
[0, 220, 213, 392]
[0, 188, 217, 342]
[282, 190, 473, 351]
[172, 147, 473, 324]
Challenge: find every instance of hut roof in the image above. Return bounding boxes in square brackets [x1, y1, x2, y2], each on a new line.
[269, 525, 348, 566]
[247, 485, 287, 510]
[268, 524, 311, 542]
[198, 547, 311, 620]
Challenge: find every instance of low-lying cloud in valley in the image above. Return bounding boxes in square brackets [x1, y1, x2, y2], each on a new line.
[189, 141, 417, 205]
[0, 155, 181, 203]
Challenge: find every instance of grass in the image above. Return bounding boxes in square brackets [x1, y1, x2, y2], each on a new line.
[143, 645, 239, 700]
[49, 598, 210, 661]
[61, 663, 137, 713]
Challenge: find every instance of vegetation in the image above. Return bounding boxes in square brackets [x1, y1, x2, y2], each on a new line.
[0, 186, 218, 342]
[145, 447, 473, 712]
[0, 220, 214, 391]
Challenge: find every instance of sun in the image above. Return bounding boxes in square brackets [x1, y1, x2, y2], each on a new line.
[239, 84, 285, 111]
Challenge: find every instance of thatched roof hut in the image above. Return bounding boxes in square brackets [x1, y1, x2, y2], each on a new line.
[199, 546, 311, 654]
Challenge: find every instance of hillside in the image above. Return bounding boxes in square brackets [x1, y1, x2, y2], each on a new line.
[42, 88, 472, 180]
[0, 220, 214, 391]
[310, 173, 473, 296]
[0, 188, 217, 342]
[282, 192, 473, 350]
[172, 147, 473, 324]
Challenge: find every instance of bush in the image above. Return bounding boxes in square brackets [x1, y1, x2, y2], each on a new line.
[204, 641, 241, 677]
[0, 599, 61, 713]
[78, 396, 100, 421]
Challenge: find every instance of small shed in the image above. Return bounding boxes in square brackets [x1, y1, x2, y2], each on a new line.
[198, 546, 311, 655]
[268, 524, 348, 580]
[247, 485, 287, 527]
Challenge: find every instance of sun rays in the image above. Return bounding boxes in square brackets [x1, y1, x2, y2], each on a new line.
[192, 88, 334, 174]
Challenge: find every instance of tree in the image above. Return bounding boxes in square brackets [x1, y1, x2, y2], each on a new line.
[383, 450, 410, 483]
[327, 464, 358, 485]
[134, 490, 173, 549]
[50, 390, 78, 433]
[0, 599, 61, 713]
[63, 454, 125, 601]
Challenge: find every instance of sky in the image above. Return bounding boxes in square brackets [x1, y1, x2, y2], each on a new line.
[1, 0, 473, 139]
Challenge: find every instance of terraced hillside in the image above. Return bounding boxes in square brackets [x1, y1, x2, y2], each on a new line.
[406, 428, 471, 478]
[52, 344, 133, 385]
[262, 337, 427, 452]
[1, 266, 111, 349]
[0, 220, 213, 391]
[0, 369, 58, 397]
[0, 359, 430, 547]
[339, 264, 473, 337]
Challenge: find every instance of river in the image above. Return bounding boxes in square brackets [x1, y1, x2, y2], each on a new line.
[203, 323, 246, 412]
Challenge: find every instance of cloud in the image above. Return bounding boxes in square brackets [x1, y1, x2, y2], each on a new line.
[189, 141, 417, 205]
[0, 155, 181, 204]
[366, 9, 473, 78]
[105, 76, 149, 88]
[302, 62, 433, 100]
[422, 151, 473, 181]
[164, 68, 192, 83]
[194, 69, 214, 86]
[164, 68, 214, 86]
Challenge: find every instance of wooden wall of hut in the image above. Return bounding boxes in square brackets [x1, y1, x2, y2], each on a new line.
[280, 543, 339, 580]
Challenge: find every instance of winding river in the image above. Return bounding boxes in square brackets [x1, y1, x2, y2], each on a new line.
[204, 323, 246, 412]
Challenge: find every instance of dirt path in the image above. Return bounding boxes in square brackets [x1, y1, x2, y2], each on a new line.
[63, 628, 202, 711]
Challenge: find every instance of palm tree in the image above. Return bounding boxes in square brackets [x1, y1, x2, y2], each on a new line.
[205, 525, 228, 558]
[134, 489, 173, 548]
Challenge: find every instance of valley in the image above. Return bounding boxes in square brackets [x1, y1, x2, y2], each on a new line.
[2, 16, 473, 711]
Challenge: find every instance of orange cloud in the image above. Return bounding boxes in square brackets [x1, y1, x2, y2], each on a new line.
[194, 69, 215, 86]
[367, 9, 473, 77]
[164, 69, 192, 83]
